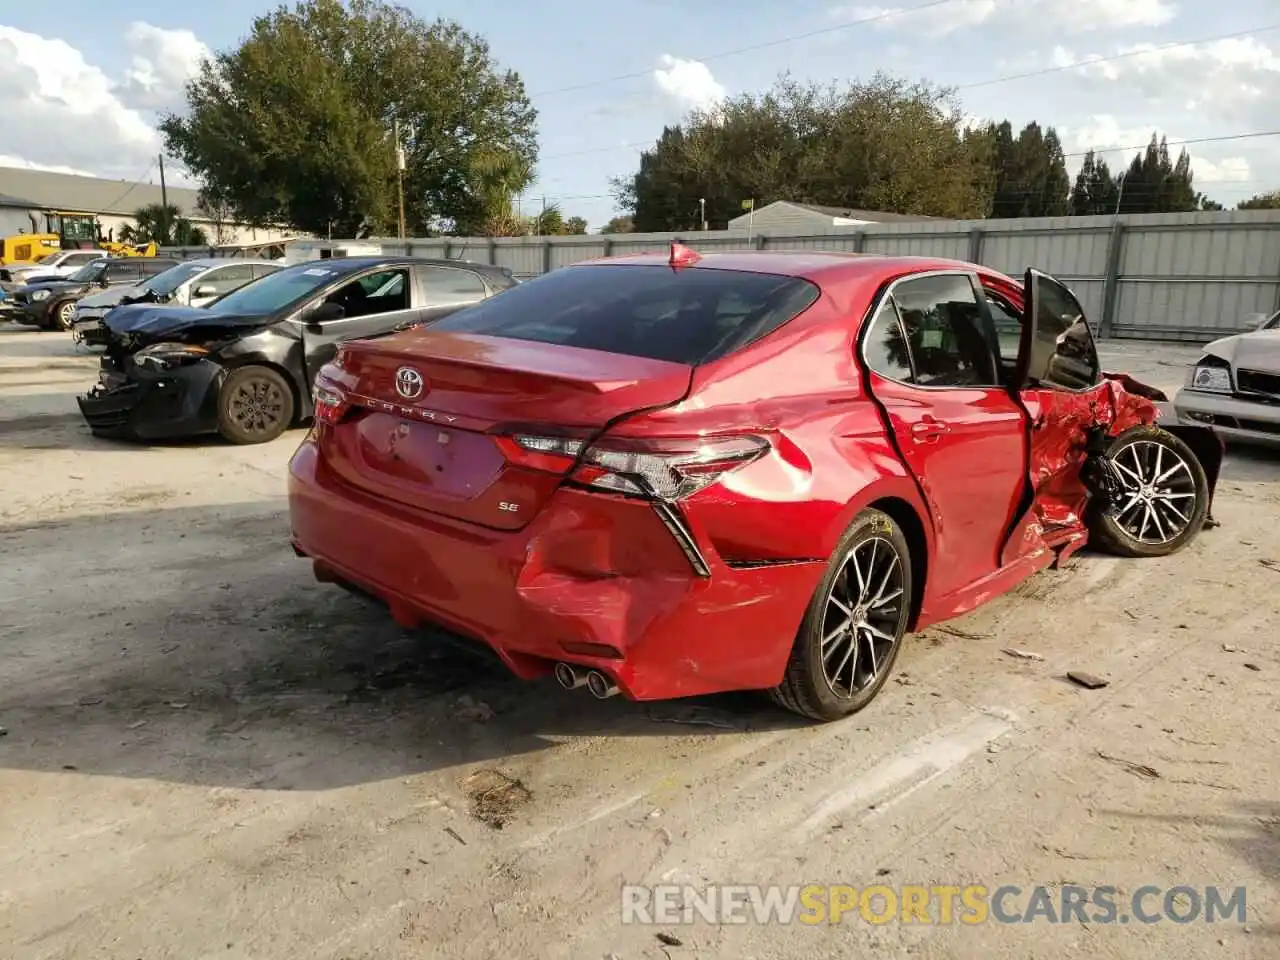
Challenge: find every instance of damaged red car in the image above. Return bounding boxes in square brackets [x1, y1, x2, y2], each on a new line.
[288, 248, 1222, 721]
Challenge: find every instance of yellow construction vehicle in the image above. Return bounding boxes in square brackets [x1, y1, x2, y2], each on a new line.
[0, 233, 62, 267]
[100, 240, 159, 257]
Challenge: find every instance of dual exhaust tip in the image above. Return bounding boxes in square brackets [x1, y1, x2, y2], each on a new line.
[554, 662, 619, 699]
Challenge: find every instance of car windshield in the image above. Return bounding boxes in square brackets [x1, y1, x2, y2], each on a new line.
[429, 264, 820, 365]
[1264, 310, 1280, 331]
[68, 261, 107, 283]
[144, 262, 207, 297]
[205, 263, 346, 315]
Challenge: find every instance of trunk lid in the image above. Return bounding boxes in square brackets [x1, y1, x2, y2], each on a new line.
[320, 330, 693, 529]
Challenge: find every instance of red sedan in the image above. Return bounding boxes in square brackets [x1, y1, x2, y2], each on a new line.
[288, 247, 1222, 720]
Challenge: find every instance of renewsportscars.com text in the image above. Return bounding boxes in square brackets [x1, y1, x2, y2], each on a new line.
[621, 884, 1247, 926]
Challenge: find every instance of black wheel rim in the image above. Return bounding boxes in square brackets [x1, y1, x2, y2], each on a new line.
[1110, 440, 1197, 545]
[228, 377, 286, 437]
[821, 536, 905, 699]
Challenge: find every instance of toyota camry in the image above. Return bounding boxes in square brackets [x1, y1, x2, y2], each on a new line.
[287, 247, 1222, 720]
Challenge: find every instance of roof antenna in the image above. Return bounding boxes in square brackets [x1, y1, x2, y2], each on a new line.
[669, 239, 701, 270]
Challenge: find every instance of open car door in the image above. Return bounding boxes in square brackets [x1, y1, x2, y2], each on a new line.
[1000, 269, 1110, 566]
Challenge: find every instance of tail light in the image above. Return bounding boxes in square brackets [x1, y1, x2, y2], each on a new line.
[509, 433, 769, 502]
[314, 383, 350, 424]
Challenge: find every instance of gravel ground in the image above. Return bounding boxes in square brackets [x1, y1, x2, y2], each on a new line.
[0, 322, 1277, 959]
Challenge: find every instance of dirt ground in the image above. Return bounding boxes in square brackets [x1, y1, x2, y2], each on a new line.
[0, 322, 1277, 959]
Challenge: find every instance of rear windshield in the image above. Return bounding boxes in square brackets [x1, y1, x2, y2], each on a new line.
[428, 263, 820, 364]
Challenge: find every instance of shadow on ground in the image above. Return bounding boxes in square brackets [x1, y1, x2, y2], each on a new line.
[0, 500, 808, 793]
[1103, 803, 1280, 936]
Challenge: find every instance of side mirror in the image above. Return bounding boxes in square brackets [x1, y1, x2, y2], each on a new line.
[193, 285, 216, 298]
[303, 300, 345, 330]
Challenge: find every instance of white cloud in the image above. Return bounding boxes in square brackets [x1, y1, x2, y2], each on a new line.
[1061, 115, 1254, 187]
[830, 0, 1174, 37]
[653, 55, 726, 113]
[0, 23, 209, 183]
[116, 22, 211, 112]
[1054, 37, 1280, 127]
[0, 25, 160, 179]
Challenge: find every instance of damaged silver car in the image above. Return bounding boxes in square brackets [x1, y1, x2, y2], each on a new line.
[1174, 309, 1280, 448]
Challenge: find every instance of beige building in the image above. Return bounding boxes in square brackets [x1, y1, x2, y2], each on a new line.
[0, 166, 294, 246]
[727, 200, 943, 233]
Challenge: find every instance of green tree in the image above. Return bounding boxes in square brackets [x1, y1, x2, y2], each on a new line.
[1238, 190, 1280, 210]
[161, 0, 537, 237]
[599, 215, 634, 234]
[1068, 150, 1121, 216]
[563, 216, 588, 235]
[984, 121, 1071, 218]
[121, 203, 208, 246]
[615, 74, 993, 231]
[1116, 136, 1199, 214]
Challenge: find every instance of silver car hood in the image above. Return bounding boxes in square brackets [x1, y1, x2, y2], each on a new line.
[1203, 329, 1280, 372]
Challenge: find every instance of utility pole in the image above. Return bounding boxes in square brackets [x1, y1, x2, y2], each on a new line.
[394, 119, 407, 242]
[700, 198, 707, 231]
[158, 153, 169, 244]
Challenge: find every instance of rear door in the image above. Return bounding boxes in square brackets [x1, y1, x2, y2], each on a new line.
[189, 263, 255, 307]
[998, 269, 1107, 563]
[300, 266, 420, 384]
[412, 264, 493, 325]
[862, 272, 1027, 599]
[104, 260, 140, 287]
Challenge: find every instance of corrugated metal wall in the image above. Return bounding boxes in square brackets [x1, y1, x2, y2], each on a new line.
[167, 210, 1280, 341]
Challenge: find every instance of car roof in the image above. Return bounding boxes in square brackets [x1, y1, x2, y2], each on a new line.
[178, 257, 280, 268]
[309, 256, 511, 278]
[578, 251, 1012, 285]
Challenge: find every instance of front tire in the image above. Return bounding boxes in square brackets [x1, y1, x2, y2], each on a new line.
[45, 299, 76, 331]
[1089, 425, 1208, 558]
[771, 509, 913, 721]
[217, 365, 295, 445]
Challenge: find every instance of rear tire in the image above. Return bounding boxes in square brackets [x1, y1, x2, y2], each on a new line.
[217, 365, 295, 445]
[1089, 425, 1208, 558]
[770, 509, 913, 721]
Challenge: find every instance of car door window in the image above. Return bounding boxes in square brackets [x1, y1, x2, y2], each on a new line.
[325, 268, 410, 318]
[889, 274, 999, 388]
[250, 263, 280, 280]
[66, 253, 98, 267]
[1023, 273, 1101, 391]
[863, 300, 914, 382]
[420, 266, 487, 307]
[198, 264, 255, 296]
[139, 261, 176, 278]
[106, 262, 140, 284]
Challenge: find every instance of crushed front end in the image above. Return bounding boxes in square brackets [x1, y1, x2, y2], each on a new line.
[77, 327, 226, 439]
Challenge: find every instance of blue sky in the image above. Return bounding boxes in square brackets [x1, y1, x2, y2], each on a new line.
[2, 0, 1279, 230]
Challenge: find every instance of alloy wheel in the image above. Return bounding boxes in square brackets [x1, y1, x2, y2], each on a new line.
[1109, 440, 1198, 545]
[820, 536, 905, 699]
[57, 302, 76, 328]
[229, 377, 286, 437]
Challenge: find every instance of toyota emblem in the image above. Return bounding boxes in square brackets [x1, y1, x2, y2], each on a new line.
[395, 366, 425, 400]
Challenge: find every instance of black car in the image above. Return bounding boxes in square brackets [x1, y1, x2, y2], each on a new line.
[10, 257, 180, 330]
[77, 256, 517, 445]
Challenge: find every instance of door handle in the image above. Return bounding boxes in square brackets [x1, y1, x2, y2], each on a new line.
[911, 419, 949, 443]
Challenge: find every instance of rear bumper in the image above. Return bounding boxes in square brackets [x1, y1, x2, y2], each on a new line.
[1173, 388, 1280, 449]
[287, 439, 825, 701]
[77, 360, 224, 440]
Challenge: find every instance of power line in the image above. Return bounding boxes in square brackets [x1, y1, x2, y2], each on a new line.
[529, 0, 964, 97]
[102, 159, 158, 212]
[537, 22, 1280, 161]
[957, 22, 1280, 91]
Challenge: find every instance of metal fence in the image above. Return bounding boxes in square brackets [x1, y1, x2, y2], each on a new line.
[165, 210, 1280, 341]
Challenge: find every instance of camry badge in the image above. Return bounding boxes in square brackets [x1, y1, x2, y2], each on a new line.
[395, 366, 425, 400]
